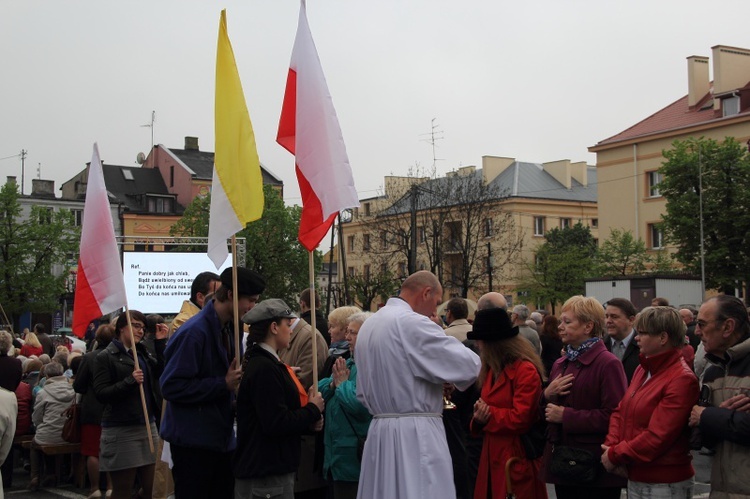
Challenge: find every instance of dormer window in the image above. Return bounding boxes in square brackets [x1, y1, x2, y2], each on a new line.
[723, 95, 740, 117]
[122, 169, 135, 181]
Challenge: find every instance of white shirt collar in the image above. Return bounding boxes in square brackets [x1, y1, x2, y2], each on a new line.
[259, 342, 280, 361]
[620, 329, 636, 349]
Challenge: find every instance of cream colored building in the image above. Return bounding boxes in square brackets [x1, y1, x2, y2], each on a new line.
[342, 156, 598, 308]
[590, 45, 750, 250]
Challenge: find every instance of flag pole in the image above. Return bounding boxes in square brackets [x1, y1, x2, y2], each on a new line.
[308, 250, 318, 390]
[231, 235, 241, 369]
[124, 306, 155, 454]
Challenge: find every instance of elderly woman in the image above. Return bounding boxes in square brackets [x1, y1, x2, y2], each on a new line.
[74, 324, 115, 498]
[94, 311, 165, 499]
[541, 296, 628, 499]
[321, 306, 362, 379]
[233, 299, 324, 499]
[29, 361, 75, 489]
[469, 308, 548, 499]
[602, 306, 699, 498]
[318, 312, 373, 499]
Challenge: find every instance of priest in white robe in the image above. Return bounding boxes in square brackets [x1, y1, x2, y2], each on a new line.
[356, 271, 481, 499]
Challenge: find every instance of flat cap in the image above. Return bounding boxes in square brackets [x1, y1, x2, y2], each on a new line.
[242, 298, 297, 325]
[220, 267, 265, 297]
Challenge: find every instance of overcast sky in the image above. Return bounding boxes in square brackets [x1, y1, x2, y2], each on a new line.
[2, 0, 748, 207]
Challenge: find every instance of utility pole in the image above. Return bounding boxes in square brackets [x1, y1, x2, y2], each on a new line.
[409, 184, 419, 275]
[20, 149, 27, 195]
[487, 242, 493, 292]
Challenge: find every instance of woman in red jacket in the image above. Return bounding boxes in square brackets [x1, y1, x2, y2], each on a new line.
[602, 306, 699, 498]
[469, 307, 548, 499]
[19, 333, 43, 357]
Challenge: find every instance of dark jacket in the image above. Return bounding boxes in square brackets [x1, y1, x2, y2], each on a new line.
[233, 344, 321, 479]
[37, 332, 54, 357]
[697, 333, 750, 497]
[541, 339, 628, 488]
[604, 332, 640, 383]
[93, 338, 164, 426]
[0, 354, 21, 392]
[160, 299, 237, 453]
[605, 349, 698, 483]
[540, 335, 563, 377]
[73, 347, 107, 425]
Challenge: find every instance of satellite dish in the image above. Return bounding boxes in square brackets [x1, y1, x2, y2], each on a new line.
[136, 152, 146, 165]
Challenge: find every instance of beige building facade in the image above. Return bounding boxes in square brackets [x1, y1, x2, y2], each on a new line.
[590, 45, 750, 251]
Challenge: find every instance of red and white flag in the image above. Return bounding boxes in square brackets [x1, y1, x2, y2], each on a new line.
[277, 0, 359, 252]
[72, 144, 127, 338]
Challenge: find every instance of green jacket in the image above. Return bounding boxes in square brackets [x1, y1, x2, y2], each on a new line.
[318, 358, 372, 482]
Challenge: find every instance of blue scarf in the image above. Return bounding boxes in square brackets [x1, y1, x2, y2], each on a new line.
[564, 337, 600, 362]
[329, 340, 349, 356]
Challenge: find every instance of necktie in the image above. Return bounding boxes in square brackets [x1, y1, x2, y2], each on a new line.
[614, 341, 625, 361]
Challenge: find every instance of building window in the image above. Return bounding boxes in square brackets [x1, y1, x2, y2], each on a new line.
[647, 171, 662, 197]
[380, 263, 388, 275]
[71, 209, 83, 227]
[591, 218, 599, 228]
[398, 262, 407, 278]
[417, 226, 425, 244]
[169, 166, 175, 188]
[364, 264, 371, 278]
[364, 202, 371, 216]
[723, 95, 740, 117]
[649, 224, 663, 249]
[148, 197, 174, 213]
[348, 266, 355, 277]
[38, 207, 53, 224]
[363, 234, 371, 251]
[484, 218, 493, 237]
[347, 235, 355, 252]
[533, 216, 545, 236]
[380, 231, 388, 250]
[560, 218, 571, 229]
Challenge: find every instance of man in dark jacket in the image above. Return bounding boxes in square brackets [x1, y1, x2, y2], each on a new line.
[299, 288, 330, 346]
[603, 298, 640, 383]
[160, 267, 265, 499]
[689, 295, 750, 497]
[34, 323, 54, 357]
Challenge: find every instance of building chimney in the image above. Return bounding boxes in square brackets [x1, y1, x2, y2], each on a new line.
[543, 159, 572, 190]
[184, 136, 199, 151]
[6, 176, 16, 186]
[481, 156, 515, 185]
[687, 55, 710, 108]
[457, 165, 476, 176]
[31, 179, 55, 198]
[570, 161, 588, 187]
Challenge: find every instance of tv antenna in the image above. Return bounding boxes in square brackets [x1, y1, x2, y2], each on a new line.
[419, 118, 444, 170]
[140, 110, 156, 153]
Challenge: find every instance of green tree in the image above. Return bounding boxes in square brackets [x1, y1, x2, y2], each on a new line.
[596, 228, 651, 276]
[171, 185, 321, 305]
[349, 270, 399, 311]
[517, 224, 597, 312]
[0, 181, 79, 330]
[658, 136, 750, 293]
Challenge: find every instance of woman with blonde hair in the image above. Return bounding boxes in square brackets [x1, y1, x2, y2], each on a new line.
[321, 306, 362, 378]
[20, 332, 43, 357]
[469, 308, 548, 499]
[540, 296, 628, 499]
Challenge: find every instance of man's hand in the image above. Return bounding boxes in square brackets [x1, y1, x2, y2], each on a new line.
[308, 387, 325, 412]
[720, 394, 750, 412]
[545, 403, 564, 424]
[131, 368, 144, 385]
[155, 323, 169, 340]
[689, 405, 705, 427]
[544, 373, 574, 400]
[311, 416, 324, 432]
[225, 358, 242, 391]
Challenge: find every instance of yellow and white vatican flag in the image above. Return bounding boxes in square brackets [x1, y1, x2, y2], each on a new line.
[207, 9, 264, 268]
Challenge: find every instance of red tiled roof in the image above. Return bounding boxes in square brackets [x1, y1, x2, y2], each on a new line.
[592, 83, 750, 148]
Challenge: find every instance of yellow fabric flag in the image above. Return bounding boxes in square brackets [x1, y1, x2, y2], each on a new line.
[208, 9, 264, 268]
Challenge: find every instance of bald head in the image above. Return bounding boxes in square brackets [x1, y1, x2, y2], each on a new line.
[400, 271, 443, 318]
[477, 292, 507, 311]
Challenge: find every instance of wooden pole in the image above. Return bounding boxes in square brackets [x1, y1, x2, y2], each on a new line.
[308, 251, 318, 390]
[231, 235, 241, 369]
[124, 307, 155, 454]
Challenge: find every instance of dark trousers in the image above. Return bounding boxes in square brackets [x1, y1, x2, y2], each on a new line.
[554, 484, 622, 499]
[170, 443, 234, 499]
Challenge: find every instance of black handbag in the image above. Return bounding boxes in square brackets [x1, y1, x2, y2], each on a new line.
[549, 445, 598, 483]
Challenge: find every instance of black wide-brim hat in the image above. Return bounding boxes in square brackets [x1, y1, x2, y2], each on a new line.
[466, 308, 518, 341]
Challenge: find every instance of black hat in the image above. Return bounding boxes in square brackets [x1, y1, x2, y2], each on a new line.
[466, 308, 518, 341]
[242, 299, 297, 325]
[220, 267, 265, 297]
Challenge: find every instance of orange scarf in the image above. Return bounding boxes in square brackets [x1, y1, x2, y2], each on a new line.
[284, 364, 308, 406]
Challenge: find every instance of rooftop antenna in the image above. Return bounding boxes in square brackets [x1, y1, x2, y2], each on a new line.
[419, 118, 444, 173]
[140, 110, 156, 153]
[37, 162, 41, 179]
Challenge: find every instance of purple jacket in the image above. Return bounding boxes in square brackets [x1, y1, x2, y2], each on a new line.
[540, 339, 628, 488]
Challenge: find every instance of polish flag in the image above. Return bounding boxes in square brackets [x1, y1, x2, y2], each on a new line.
[277, 0, 359, 252]
[72, 144, 127, 338]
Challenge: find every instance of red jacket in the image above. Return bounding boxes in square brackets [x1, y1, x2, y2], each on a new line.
[470, 360, 547, 499]
[14, 380, 32, 436]
[605, 348, 699, 483]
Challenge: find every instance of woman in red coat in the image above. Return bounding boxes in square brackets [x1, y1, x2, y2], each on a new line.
[602, 306, 699, 497]
[469, 307, 548, 499]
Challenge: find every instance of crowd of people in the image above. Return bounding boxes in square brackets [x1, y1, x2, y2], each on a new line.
[1, 269, 750, 499]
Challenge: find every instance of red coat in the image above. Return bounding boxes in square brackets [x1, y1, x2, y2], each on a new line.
[14, 380, 32, 436]
[604, 349, 698, 483]
[470, 360, 547, 499]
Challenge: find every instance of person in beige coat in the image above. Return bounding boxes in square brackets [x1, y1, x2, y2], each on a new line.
[278, 317, 328, 497]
